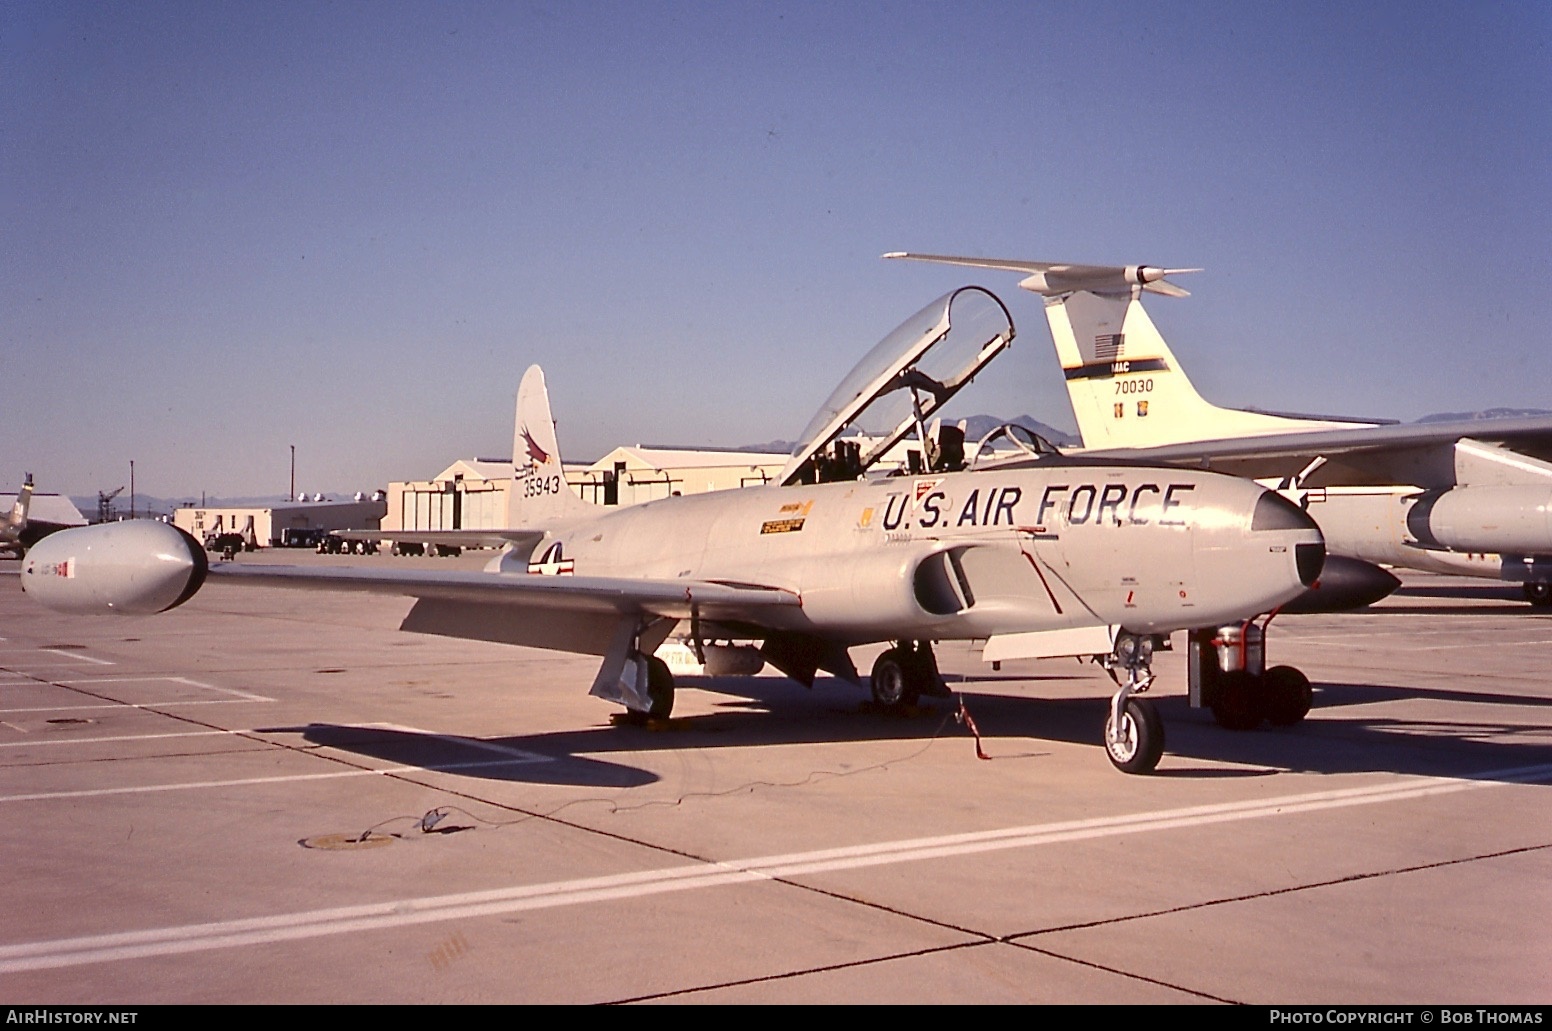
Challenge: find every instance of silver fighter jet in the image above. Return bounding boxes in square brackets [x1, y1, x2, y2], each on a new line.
[20, 288, 1324, 773]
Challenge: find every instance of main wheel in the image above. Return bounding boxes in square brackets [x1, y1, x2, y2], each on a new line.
[1211, 670, 1265, 731]
[1105, 697, 1165, 774]
[646, 655, 675, 719]
[1264, 665, 1313, 726]
[1525, 582, 1552, 607]
[870, 650, 919, 708]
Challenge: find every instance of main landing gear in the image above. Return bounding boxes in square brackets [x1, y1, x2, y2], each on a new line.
[1188, 618, 1313, 731]
[869, 641, 947, 708]
[1525, 581, 1552, 608]
[610, 654, 675, 725]
[1102, 632, 1166, 774]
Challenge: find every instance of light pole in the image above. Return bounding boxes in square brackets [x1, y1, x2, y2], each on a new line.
[129, 460, 135, 519]
[290, 445, 296, 502]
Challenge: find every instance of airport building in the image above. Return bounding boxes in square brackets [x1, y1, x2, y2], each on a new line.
[385, 448, 789, 534]
[571, 446, 787, 506]
[172, 497, 387, 548]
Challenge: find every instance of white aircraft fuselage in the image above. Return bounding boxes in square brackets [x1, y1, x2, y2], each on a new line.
[516, 462, 1320, 646]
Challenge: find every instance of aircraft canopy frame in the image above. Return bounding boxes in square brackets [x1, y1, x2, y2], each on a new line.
[778, 286, 1015, 485]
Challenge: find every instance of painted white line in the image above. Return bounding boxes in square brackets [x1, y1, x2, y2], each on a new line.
[1407, 637, 1552, 653]
[170, 677, 273, 702]
[40, 650, 114, 665]
[0, 663, 123, 671]
[2, 761, 1549, 973]
[0, 700, 264, 714]
[52, 676, 275, 703]
[0, 753, 550, 805]
[0, 729, 246, 749]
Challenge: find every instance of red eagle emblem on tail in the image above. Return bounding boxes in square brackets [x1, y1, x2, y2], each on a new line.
[520, 426, 551, 465]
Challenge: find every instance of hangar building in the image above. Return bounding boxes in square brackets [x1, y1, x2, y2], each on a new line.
[385, 448, 788, 534]
[172, 497, 387, 548]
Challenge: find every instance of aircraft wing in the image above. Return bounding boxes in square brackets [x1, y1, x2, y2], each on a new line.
[1078, 415, 1552, 484]
[206, 562, 802, 663]
[209, 563, 798, 621]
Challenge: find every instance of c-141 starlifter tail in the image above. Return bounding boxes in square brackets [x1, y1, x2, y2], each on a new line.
[884, 253, 1368, 451]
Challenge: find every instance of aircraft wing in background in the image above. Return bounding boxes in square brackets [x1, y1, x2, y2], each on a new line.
[1079, 415, 1552, 485]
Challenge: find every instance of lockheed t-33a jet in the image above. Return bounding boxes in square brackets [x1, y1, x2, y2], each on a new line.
[21, 286, 1325, 773]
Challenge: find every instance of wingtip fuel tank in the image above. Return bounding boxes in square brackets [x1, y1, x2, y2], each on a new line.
[21, 520, 208, 616]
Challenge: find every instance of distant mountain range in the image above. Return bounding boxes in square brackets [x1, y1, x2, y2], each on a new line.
[1414, 407, 1552, 424]
[67, 493, 379, 521]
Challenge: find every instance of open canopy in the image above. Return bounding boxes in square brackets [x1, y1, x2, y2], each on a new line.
[778, 286, 1015, 486]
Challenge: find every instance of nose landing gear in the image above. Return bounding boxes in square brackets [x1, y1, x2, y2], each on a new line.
[1102, 632, 1165, 774]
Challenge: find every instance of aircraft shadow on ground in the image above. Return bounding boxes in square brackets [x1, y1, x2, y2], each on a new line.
[262, 669, 1552, 788]
[259, 722, 660, 789]
[1148, 687, 1552, 782]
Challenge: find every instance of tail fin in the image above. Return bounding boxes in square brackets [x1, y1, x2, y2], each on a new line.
[4, 474, 33, 537]
[884, 253, 1363, 450]
[1042, 281, 1359, 449]
[509, 366, 592, 526]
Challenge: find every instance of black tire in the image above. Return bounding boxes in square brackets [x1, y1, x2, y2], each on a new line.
[646, 655, 675, 719]
[1105, 697, 1165, 774]
[1264, 665, 1313, 726]
[1211, 670, 1265, 731]
[870, 650, 919, 708]
[1525, 582, 1552, 607]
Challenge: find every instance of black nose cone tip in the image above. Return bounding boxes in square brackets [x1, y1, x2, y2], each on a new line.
[166, 526, 209, 611]
[1296, 542, 1327, 588]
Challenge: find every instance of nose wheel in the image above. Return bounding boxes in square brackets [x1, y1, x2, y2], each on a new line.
[1103, 632, 1165, 774]
[1105, 696, 1164, 774]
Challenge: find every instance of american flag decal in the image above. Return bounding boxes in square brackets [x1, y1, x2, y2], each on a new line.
[1094, 333, 1124, 361]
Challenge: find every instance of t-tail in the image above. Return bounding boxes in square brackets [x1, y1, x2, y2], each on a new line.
[884, 253, 1367, 450]
[510, 365, 592, 526]
[3, 473, 34, 542]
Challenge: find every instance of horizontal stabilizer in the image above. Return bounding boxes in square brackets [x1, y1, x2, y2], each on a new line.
[884, 252, 1198, 298]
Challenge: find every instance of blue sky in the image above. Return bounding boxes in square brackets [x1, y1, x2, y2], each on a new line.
[5, 1, 1550, 500]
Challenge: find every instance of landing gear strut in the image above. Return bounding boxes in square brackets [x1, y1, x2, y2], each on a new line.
[869, 641, 944, 709]
[592, 617, 678, 724]
[1189, 615, 1313, 731]
[1102, 632, 1165, 774]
